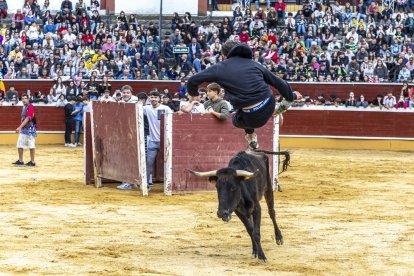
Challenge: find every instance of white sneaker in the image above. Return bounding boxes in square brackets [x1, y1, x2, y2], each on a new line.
[64, 143, 69, 147]
[68, 143, 76, 148]
[245, 133, 259, 150]
[77, 142, 82, 146]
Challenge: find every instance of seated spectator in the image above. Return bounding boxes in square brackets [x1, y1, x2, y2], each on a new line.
[0, 0, 7, 19]
[16, 67, 31, 79]
[117, 69, 133, 80]
[5, 86, 18, 101]
[383, 92, 397, 108]
[24, 10, 36, 26]
[275, 0, 286, 20]
[144, 35, 158, 52]
[396, 95, 409, 108]
[26, 58, 39, 79]
[75, 0, 86, 16]
[203, 83, 229, 121]
[52, 77, 66, 97]
[356, 95, 369, 108]
[61, 0, 73, 15]
[345, 92, 357, 107]
[4, 94, 21, 106]
[13, 9, 25, 31]
[30, 91, 49, 104]
[48, 88, 59, 103]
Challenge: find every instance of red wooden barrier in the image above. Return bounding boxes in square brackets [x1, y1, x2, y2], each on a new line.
[163, 114, 279, 195]
[90, 101, 148, 195]
[280, 108, 414, 139]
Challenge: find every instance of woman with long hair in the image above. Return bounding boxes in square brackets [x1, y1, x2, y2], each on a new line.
[98, 76, 111, 96]
[52, 77, 66, 97]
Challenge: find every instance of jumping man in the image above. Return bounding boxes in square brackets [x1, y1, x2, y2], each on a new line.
[13, 94, 37, 166]
[188, 40, 302, 149]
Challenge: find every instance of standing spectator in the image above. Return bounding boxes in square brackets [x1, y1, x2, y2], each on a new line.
[72, 96, 83, 146]
[13, 94, 37, 166]
[0, 0, 7, 19]
[143, 90, 172, 190]
[203, 83, 229, 121]
[180, 95, 205, 113]
[64, 96, 76, 147]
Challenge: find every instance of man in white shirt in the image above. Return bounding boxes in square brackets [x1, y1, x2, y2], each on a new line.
[143, 91, 172, 189]
[383, 92, 396, 108]
[63, 29, 76, 44]
[327, 37, 342, 54]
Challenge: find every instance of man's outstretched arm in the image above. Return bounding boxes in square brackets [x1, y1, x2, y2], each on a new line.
[187, 66, 218, 96]
[262, 68, 299, 101]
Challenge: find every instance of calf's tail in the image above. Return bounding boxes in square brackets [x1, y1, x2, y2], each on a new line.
[252, 149, 290, 173]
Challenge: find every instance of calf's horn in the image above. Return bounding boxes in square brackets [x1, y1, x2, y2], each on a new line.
[236, 170, 259, 177]
[187, 169, 218, 177]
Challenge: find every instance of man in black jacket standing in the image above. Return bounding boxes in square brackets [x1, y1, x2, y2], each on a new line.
[188, 40, 302, 149]
[64, 96, 76, 147]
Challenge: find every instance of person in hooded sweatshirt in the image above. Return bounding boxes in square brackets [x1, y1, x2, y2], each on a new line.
[187, 40, 302, 150]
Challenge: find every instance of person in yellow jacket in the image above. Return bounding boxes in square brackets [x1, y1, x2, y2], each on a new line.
[8, 46, 24, 61]
[82, 45, 95, 57]
[91, 49, 107, 63]
[85, 56, 93, 71]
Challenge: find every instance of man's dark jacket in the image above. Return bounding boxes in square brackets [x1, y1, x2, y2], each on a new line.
[187, 43, 295, 110]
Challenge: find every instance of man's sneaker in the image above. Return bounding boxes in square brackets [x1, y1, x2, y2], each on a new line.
[25, 161, 36, 167]
[117, 182, 137, 190]
[68, 144, 76, 148]
[12, 160, 24, 165]
[274, 99, 293, 116]
[245, 133, 259, 150]
[77, 142, 82, 146]
[65, 143, 69, 147]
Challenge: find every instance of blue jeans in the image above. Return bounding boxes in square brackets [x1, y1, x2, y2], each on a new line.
[357, 13, 367, 22]
[256, 0, 270, 9]
[75, 120, 82, 144]
[297, 24, 306, 35]
[146, 140, 160, 184]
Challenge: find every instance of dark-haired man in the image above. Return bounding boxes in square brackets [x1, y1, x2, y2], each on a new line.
[188, 40, 302, 149]
[143, 91, 172, 189]
[13, 94, 37, 166]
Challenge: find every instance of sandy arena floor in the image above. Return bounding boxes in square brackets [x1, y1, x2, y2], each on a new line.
[0, 145, 413, 275]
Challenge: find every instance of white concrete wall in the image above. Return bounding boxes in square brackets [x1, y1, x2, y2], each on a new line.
[115, 0, 198, 15]
[7, 0, 199, 15]
[8, 0, 62, 12]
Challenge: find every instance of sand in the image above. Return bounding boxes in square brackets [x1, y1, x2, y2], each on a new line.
[0, 145, 413, 275]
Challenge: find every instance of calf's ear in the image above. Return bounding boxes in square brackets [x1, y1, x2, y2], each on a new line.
[208, 176, 218, 186]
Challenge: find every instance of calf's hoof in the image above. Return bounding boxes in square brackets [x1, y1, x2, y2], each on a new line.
[276, 238, 284, 245]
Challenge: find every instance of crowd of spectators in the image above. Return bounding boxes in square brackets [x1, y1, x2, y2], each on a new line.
[0, 0, 413, 108]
